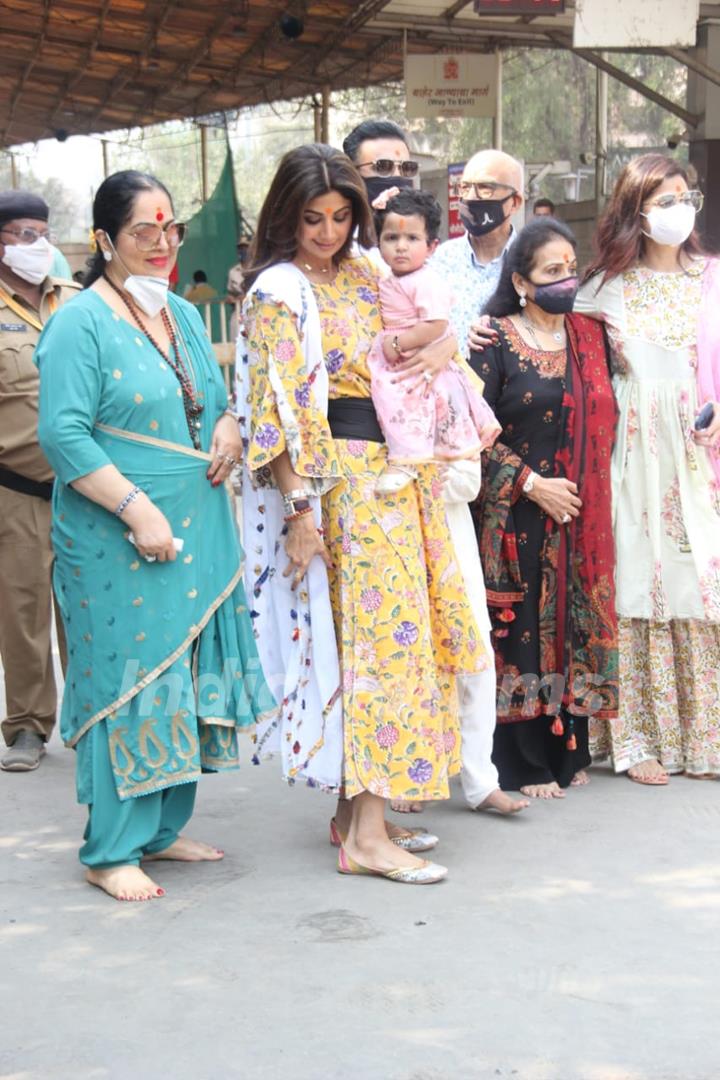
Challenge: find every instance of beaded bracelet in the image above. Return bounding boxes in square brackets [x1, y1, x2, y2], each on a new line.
[114, 485, 141, 517]
[284, 506, 314, 524]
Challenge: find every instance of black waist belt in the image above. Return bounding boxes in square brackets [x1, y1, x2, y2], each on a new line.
[0, 466, 53, 501]
[327, 397, 384, 444]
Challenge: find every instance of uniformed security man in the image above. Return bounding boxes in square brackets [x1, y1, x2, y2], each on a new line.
[0, 191, 80, 771]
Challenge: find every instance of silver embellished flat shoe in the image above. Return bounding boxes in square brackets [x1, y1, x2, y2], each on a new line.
[390, 828, 439, 853]
[338, 847, 448, 884]
[329, 818, 438, 853]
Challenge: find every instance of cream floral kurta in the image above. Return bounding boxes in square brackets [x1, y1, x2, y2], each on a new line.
[576, 262, 720, 774]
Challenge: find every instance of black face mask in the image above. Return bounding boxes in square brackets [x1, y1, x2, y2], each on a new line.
[530, 275, 579, 315]
[363, 175, 414, 204]
[459, 196, 513, 237]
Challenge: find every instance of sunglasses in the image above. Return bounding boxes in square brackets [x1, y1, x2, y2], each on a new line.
[0, 226, 57, 245]
[647, 189, 703, 212]
[357, 158, 419, 178]
[122, 221, 187, 251]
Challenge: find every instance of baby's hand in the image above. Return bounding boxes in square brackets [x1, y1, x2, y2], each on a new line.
[382, 335, 399, 363]
[371, 186, 400, 211]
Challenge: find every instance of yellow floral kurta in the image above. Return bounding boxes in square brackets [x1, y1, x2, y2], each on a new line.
[245, 258, 486, 800]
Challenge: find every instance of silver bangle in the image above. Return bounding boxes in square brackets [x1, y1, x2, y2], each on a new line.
[522, 471, 537, 495]
[114, 485, 141, 517]
[282, 488, 312, 513]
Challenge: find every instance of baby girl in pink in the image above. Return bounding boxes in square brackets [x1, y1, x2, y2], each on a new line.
[369, 189, 500, 495]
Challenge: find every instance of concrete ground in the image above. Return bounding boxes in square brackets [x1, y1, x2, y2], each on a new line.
[2, 687, 719, 1079]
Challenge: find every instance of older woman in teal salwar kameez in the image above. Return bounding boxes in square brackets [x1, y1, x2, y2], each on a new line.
[35, 171, 275, 902]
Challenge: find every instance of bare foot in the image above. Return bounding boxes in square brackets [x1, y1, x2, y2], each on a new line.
[520, 782, 566, 800]
[685, 772, 719, 781]
[390, 799, 424, 814]
[143, 836, 224, 862]
[570, 769, 590, 787]
[476, 788, 529, 814]
[86, 865, 164, 902]
[627, 759, 669, 786]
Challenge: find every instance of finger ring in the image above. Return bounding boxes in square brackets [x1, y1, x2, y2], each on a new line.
[144, 554, 157, 563]
[423, 371, 433, 383]
[226, 455, 237, 465]
[561, 513, 571, 524]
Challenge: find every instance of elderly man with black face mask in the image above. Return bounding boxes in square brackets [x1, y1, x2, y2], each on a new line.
[431, 150, 525, 357]
[0, 190, 78, 771]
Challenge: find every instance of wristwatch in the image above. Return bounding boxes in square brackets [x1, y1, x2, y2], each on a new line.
[522, 471, 537, 495]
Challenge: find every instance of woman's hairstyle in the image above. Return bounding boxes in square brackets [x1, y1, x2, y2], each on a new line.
[377, 189, 442, 243]
[85, 169, 173, 286]
[583, 153, 704, 285]
[483, 217, 577, 317]
[243, 143, 375, 289]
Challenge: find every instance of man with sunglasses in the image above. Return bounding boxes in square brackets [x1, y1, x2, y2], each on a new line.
[342, 119, 420, 269]
[432, 149, 524, 356]
[0, 190, 81, 771]
[343, 118, 420, 202]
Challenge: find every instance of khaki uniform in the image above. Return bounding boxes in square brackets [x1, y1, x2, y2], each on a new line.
[0, 275, 79, 745]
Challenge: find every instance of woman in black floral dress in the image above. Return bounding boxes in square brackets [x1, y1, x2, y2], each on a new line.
[471, 218, 618, 798]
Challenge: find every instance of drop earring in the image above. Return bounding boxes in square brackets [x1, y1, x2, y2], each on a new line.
[103, 250, 112, 262]
[519, 293, 527, 308]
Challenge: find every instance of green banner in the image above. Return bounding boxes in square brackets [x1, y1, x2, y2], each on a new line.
[176, 149, 238, 338]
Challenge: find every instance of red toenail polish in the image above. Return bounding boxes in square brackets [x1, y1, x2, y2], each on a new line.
[157, 888, 165, 896]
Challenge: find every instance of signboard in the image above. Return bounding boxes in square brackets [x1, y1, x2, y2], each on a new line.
[574, 0, 698, 48]
[448, 163, 466, 238]
[474, 0, 565, 12]
[405, 54, 498, 119]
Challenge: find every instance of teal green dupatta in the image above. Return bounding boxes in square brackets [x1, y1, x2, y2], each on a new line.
[44, 294, 277, 800]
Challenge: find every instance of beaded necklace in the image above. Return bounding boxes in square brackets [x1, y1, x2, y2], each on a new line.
[104, 275, 203, 448]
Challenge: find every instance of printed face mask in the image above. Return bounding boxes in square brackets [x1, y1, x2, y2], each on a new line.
[530, 275, 579, 315]
[363, 175, 414, 205]
[1, 236, 53, 284]
[641, 202, 696, 247]
[459, 196, 513, 238]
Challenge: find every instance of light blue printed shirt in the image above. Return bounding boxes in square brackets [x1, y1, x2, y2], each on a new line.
[429, 229, 515, 354]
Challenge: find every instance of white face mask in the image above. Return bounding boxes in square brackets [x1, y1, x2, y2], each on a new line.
[641, 202, 696, 247]
[1, 235, 54, 285]
[105, 237, 169, 317]
[124, 275, 169, 318]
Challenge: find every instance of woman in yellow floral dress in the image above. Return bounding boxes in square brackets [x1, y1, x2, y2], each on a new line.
[239, 144, 487, 883]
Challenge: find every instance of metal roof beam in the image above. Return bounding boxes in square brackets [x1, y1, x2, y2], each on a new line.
[664, 46, 720, 89]
[548, 37, 701, 128]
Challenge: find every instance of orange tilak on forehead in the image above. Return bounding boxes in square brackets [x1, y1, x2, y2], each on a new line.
[323, 207, 334, 216]
[398, 217, 406, 229]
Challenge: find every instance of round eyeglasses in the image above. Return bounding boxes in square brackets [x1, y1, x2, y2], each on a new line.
[457, 181, 517, 201]
[122, 221, 187, 251]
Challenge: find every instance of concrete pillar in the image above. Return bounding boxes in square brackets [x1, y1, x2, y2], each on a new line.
[687, 23, 720, 251]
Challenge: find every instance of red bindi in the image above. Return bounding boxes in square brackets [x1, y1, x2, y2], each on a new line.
[155, 209, 165, 222]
